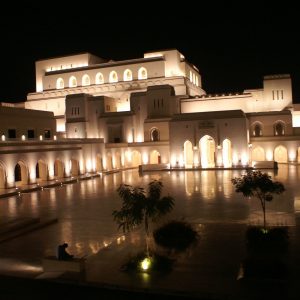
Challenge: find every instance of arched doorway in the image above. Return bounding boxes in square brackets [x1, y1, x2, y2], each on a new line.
[184, 140, 194, 168]
[54, 159, 64, 178]
[0, 162, 6, 189]
[274, 145, 288, 163]
[252, 146, 265, 161]
[200, 135, 215, 168]
[114, 152, 122, 169]
[105, 153, 113, 170]
[222, 139, 232, 167]
[150, 150, 161, 164]
[131, 150, 142, 167]
[36, 160, 48, 181]
[70, 158, 79, 176]
[124, 151, 131, 167]
[15, 161, 28, 186]
[96, 154, 103, 172]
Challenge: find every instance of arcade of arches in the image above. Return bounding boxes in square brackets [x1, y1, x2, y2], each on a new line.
[251, 145, 289, 163]
[182, 138, 295, 167]
[0, 149, 166, 188]
[183, 137, 233, 168]
[0, 143, 298, 188]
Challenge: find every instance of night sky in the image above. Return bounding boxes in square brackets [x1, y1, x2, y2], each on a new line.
[0, 2, 299, 103]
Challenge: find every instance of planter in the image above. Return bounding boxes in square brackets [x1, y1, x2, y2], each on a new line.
[241, 226, 289, 280]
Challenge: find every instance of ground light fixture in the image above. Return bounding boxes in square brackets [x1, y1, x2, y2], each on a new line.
[140, 257, 152, 271]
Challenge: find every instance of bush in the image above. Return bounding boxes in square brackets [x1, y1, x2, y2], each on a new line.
[153, 220, 199, 252]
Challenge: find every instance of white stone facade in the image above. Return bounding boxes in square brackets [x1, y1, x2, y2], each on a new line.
[1, 49, 300, 188]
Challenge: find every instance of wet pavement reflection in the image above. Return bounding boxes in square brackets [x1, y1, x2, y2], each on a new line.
[0, 165, 298, 262]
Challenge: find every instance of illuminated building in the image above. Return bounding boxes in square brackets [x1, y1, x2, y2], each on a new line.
[1, 49, 299, 188]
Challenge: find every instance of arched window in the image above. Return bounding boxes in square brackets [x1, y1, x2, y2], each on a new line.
[56, 78, 64, 89]
[36, 163, 40, 178]
[82, 74, 90, 86]
[109, 71, 118, 83]
[274, 122, 285, 136]
[253, 123, 262, 136]
[14, 163, 21, 182]
[138, 67, 147, 80]
[69, 76, 77, 87]
[123, 69, 132, 81]
[151, 128, 159, 141]
[95, 72, 104, 84]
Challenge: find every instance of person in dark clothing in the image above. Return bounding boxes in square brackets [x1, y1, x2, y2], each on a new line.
[57, 243, 74, 260]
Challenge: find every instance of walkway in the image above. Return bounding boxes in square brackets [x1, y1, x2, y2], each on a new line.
[0, 221, 299, 299]
[0, 173, 102, 198]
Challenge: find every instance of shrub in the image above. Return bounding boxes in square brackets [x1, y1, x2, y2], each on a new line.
[153, 220, 199, 252]
[232, 170, 285, 229]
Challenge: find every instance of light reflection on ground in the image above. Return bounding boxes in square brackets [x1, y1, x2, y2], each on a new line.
[0, 164, 298, 264]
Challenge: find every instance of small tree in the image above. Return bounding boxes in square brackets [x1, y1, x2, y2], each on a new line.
[232, 169, 285, 229]
[113, 180, 174, 254]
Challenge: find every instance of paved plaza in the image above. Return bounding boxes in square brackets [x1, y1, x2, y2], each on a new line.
[0, 168, 300, 299]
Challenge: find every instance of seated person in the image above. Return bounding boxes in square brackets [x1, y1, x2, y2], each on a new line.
[57, 243, 74, 260]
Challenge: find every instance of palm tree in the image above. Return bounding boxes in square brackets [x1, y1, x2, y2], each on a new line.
[232, 170, 285, 229]
[113, 180, 174, 253]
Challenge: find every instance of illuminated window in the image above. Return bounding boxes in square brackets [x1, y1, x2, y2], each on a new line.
[253, 123, 262, 137]
[189, 71, 193, 82]
[109, 71, 118, 83]
[195, 76, 199, 86]
[151, 128, 159, 141]
[69, 76, 77, 87]
[56, 78, 64, 89]
[193, 73, 196, 85]
[123, 69, 132, 81]
[95, 72, 104, 84]
[274, 122, 285, 136]
[82, 74, 90, 86]
[138, 67, 147, 80]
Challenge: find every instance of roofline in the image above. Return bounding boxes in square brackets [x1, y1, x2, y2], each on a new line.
[246, 110, 291, 117]
[144, 48, 180, 54]
[45, 57, 164, 75]
[171, 110, 246, 121]
[36, 52, 101, 62]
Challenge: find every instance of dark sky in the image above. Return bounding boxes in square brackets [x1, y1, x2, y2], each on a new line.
[1, 2, 299, 103]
